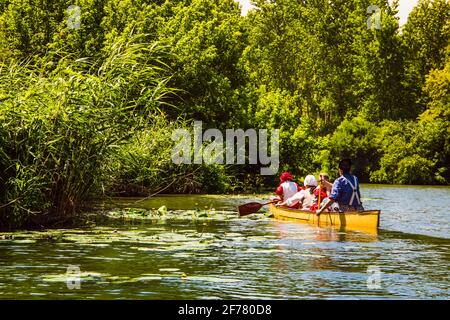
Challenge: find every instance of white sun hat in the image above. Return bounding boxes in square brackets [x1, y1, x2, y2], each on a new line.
[304, 175, 318, 187]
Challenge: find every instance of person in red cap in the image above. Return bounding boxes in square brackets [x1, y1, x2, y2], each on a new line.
[275, 172, 302, 208]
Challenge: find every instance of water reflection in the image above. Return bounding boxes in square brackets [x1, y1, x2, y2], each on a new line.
[0, 190, 449, 299]
[271, 220, 379, 243]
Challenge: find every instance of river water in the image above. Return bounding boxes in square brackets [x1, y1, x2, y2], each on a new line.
[0, 185, 448, 299]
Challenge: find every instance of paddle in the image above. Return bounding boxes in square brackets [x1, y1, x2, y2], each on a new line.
[238, 200, 277, 217]
[318, 181, 322, 210]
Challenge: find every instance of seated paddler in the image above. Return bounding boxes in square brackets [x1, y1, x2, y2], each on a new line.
[275, 172, 301, 203]
[316, 159, 364, 215]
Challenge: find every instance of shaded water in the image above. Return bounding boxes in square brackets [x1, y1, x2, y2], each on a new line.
[0, 185, 449, 299]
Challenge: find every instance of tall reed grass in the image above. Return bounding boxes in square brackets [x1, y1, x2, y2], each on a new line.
[0, 36, 171, 229]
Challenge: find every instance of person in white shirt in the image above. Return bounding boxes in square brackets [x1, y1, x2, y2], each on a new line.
[275, 172, 301, 206]
[276, 175, 318, 210]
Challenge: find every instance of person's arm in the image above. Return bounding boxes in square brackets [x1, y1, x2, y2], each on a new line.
[277, 191, 302, 207]
[316, 198, 335, 215]
[322, 180, 333, 195]
[321, 179, 332, 189]
[277, 201, 293, 207]
[317, 179, 340, 215]
[276, 199, 288, 207]
[276, 185, 283, 199]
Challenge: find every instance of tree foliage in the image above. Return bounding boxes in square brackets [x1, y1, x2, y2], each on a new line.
[0, 0, 449, 228]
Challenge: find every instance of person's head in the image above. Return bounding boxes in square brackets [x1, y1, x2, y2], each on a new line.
[319, 172, 329, 182]
[280, 172, 293, 183]
[304, 175, 318, 188]
[338, 159, 352, 175]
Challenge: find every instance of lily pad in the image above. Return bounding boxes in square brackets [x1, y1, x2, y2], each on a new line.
[10, 239, 37, 244]
[159, 268, 180, 272]
[136, 276, 163, 281]
[157, 206, 168, 215]
[186, 276, 241, 283]
[42, 271, 109, 283]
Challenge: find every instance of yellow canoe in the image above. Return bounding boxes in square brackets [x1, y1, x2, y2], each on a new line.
[269, 204, 380, 233]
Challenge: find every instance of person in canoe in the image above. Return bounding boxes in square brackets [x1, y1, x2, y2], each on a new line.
[275, 172, 302, 206]
[318, 172, 332, 195]
[276, 175, 318, 210]
[316, 159, 364, 215]
[310, 172, 341, 212]
[309, 175, 329, 211]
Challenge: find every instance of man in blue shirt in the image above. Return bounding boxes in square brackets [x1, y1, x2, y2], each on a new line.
[316, 159, 364, 215]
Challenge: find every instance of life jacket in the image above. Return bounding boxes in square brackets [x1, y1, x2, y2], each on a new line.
[341, 175, 361, 207]
[313, 187, 328, 201]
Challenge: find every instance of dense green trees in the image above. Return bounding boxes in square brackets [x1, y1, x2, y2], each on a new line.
[243, 0, 409, 126]
[241, 0, 449, 182]
[158, 0, 249, 127]
[0, 0, 449, 228]
[403, 0, 450, 112]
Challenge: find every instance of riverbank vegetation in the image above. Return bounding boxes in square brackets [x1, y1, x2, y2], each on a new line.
[0, 0, 449, 229]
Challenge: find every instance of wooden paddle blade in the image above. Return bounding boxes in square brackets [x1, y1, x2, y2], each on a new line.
[237, 202, 264, 216]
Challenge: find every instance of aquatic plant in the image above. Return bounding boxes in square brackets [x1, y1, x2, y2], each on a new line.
[0, 35, 172, 230]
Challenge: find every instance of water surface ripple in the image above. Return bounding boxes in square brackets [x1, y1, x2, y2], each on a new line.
[0, 185, 448, 299]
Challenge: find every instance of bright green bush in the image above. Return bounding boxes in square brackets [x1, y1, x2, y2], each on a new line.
[107, 118, 232, 195]
[0, 0, 449, 232]
[0, 37, 171, 229]
[326, 116, 381, 181]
